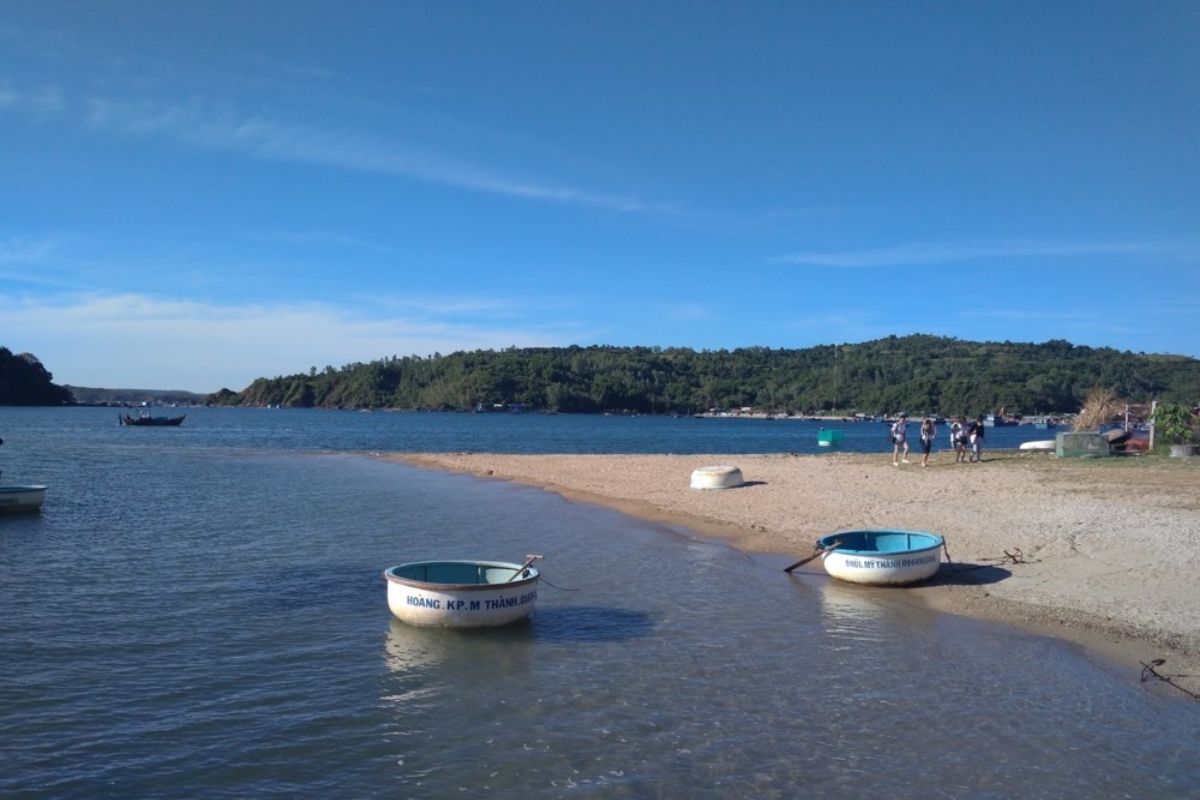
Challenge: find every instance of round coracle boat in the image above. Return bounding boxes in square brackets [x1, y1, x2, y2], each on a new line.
[0, 485, 47, 514]
[817, 529, 944, 586]
[689, 465, 744, 490]
[383, 559, 540, 628]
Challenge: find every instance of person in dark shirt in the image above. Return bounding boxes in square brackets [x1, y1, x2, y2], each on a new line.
[970, 415, 986, 462]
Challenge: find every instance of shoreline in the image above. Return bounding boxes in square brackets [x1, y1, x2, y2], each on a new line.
[380, 450, 1200, 696]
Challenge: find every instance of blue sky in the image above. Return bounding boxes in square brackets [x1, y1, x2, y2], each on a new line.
[2, 2, 1197, 392]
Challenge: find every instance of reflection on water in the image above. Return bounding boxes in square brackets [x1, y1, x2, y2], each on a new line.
[817, 581, 937, 646]
[1, 412, 1198, 798]
[382, 619, 454, 674]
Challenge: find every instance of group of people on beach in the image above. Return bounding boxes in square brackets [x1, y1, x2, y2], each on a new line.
[889, 414, 985, 467]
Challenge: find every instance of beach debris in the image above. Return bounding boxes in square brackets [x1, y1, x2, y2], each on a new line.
[1139, 659, 1200, 701]
[1003, 548, 1026, 564]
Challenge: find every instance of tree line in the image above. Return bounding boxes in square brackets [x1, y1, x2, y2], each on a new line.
[205, 335, 1200, 416]
[0, 348, 73, 405]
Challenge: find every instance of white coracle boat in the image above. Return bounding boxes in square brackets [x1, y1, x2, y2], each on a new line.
[689, 465, 744, 490]
[383, 558, 541, 628]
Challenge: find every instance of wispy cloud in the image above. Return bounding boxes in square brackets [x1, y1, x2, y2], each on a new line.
[359, 293, 556, 320]
[248, 230, 400, 256]
[69, 93, 654, 213]
[661, 302, 713, 323]
[0, 236, 60, 264]
[963, 309, 1098, 322]
[0, 292, 594, 391]
[773, 239, 1198, 267]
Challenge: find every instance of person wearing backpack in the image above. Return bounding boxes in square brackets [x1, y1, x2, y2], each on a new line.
[891, 414, 910, 466]
[963, 417, 979, 462]
[970, 415, 986, 462]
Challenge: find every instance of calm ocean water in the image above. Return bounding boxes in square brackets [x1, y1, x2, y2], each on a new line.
[1, 407, 1196, 798]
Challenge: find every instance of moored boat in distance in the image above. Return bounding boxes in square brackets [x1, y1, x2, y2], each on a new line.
[817, 428, 844, 447]
[120, 413, 186, 426]
[383, 557, 541, 627]
[0, 484, 48, 514]
[817, 529, 944, 585]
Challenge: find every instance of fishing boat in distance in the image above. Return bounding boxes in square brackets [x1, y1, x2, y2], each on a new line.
[816, 529, 944, 585]
[0, 484, 48, 514]
[119, 413, 186, 426]
[817, 428, 844, 447]
[383, 556, 542, 627]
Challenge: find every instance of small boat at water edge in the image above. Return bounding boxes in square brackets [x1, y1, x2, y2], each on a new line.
[384, 557, 542, 628]
[817, 529, 944, 585]
[120, 413, 186, 426]
[0, 485, 48, 514]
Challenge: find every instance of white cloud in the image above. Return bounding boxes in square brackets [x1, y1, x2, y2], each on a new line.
[0, 293, 589, 392]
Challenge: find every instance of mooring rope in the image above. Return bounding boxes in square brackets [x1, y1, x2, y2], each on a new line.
[1140, 660, 1200, 701]
[538, 575, 580, 592]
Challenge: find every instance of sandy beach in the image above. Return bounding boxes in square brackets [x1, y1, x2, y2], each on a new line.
[385, 449, 1200, 693]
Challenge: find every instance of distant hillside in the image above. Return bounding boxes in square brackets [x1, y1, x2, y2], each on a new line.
[0, 347, 73, 405]
[66, 386, 209, 406]
[205, 335, 1200, 416]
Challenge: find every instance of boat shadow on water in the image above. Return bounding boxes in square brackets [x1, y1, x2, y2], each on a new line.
[381, 607, 655, 677]
[528, 606, 655, 643]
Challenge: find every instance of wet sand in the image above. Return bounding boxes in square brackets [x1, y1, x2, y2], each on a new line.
[383, 450, 1200, 695]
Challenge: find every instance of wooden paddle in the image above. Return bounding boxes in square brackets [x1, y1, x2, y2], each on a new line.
[506, 553, 544, 582]
[783, 540, 841, 573]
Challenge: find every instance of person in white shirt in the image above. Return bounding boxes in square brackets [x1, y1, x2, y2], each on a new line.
[891, 414, 910, 466]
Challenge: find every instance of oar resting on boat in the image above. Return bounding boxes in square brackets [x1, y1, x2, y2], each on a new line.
[783, 541, 841, 573]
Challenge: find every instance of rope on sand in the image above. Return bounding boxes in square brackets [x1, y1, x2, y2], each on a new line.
[1139, 659, 1200, 701]
[941, 545, 1042, 574]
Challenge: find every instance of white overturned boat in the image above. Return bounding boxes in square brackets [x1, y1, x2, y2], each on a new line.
[817, 529, 944, 586]
[383, 557, 541, 628]
[1019, 439, 1055, 451]
[690, 465, 744, 490]
[0, 485, 47, 514]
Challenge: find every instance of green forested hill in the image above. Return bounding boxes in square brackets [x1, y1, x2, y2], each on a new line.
[0, 347, 74, 405]
[206, 336, 1200, 416]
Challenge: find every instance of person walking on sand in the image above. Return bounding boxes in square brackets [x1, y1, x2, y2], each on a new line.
[970, 415, 985, 462]
[949, 418, 965, 463]
[891, 414, 910, 466]
[962, 417, 978, 462]
[919, 417, 936, 467]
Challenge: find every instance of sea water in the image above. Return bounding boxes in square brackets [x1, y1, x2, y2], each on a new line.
[1, 408, 1196, 798]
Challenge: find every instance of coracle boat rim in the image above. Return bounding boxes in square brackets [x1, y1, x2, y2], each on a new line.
[817, 529, 944, 557]
[383, 560, 540, 592]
